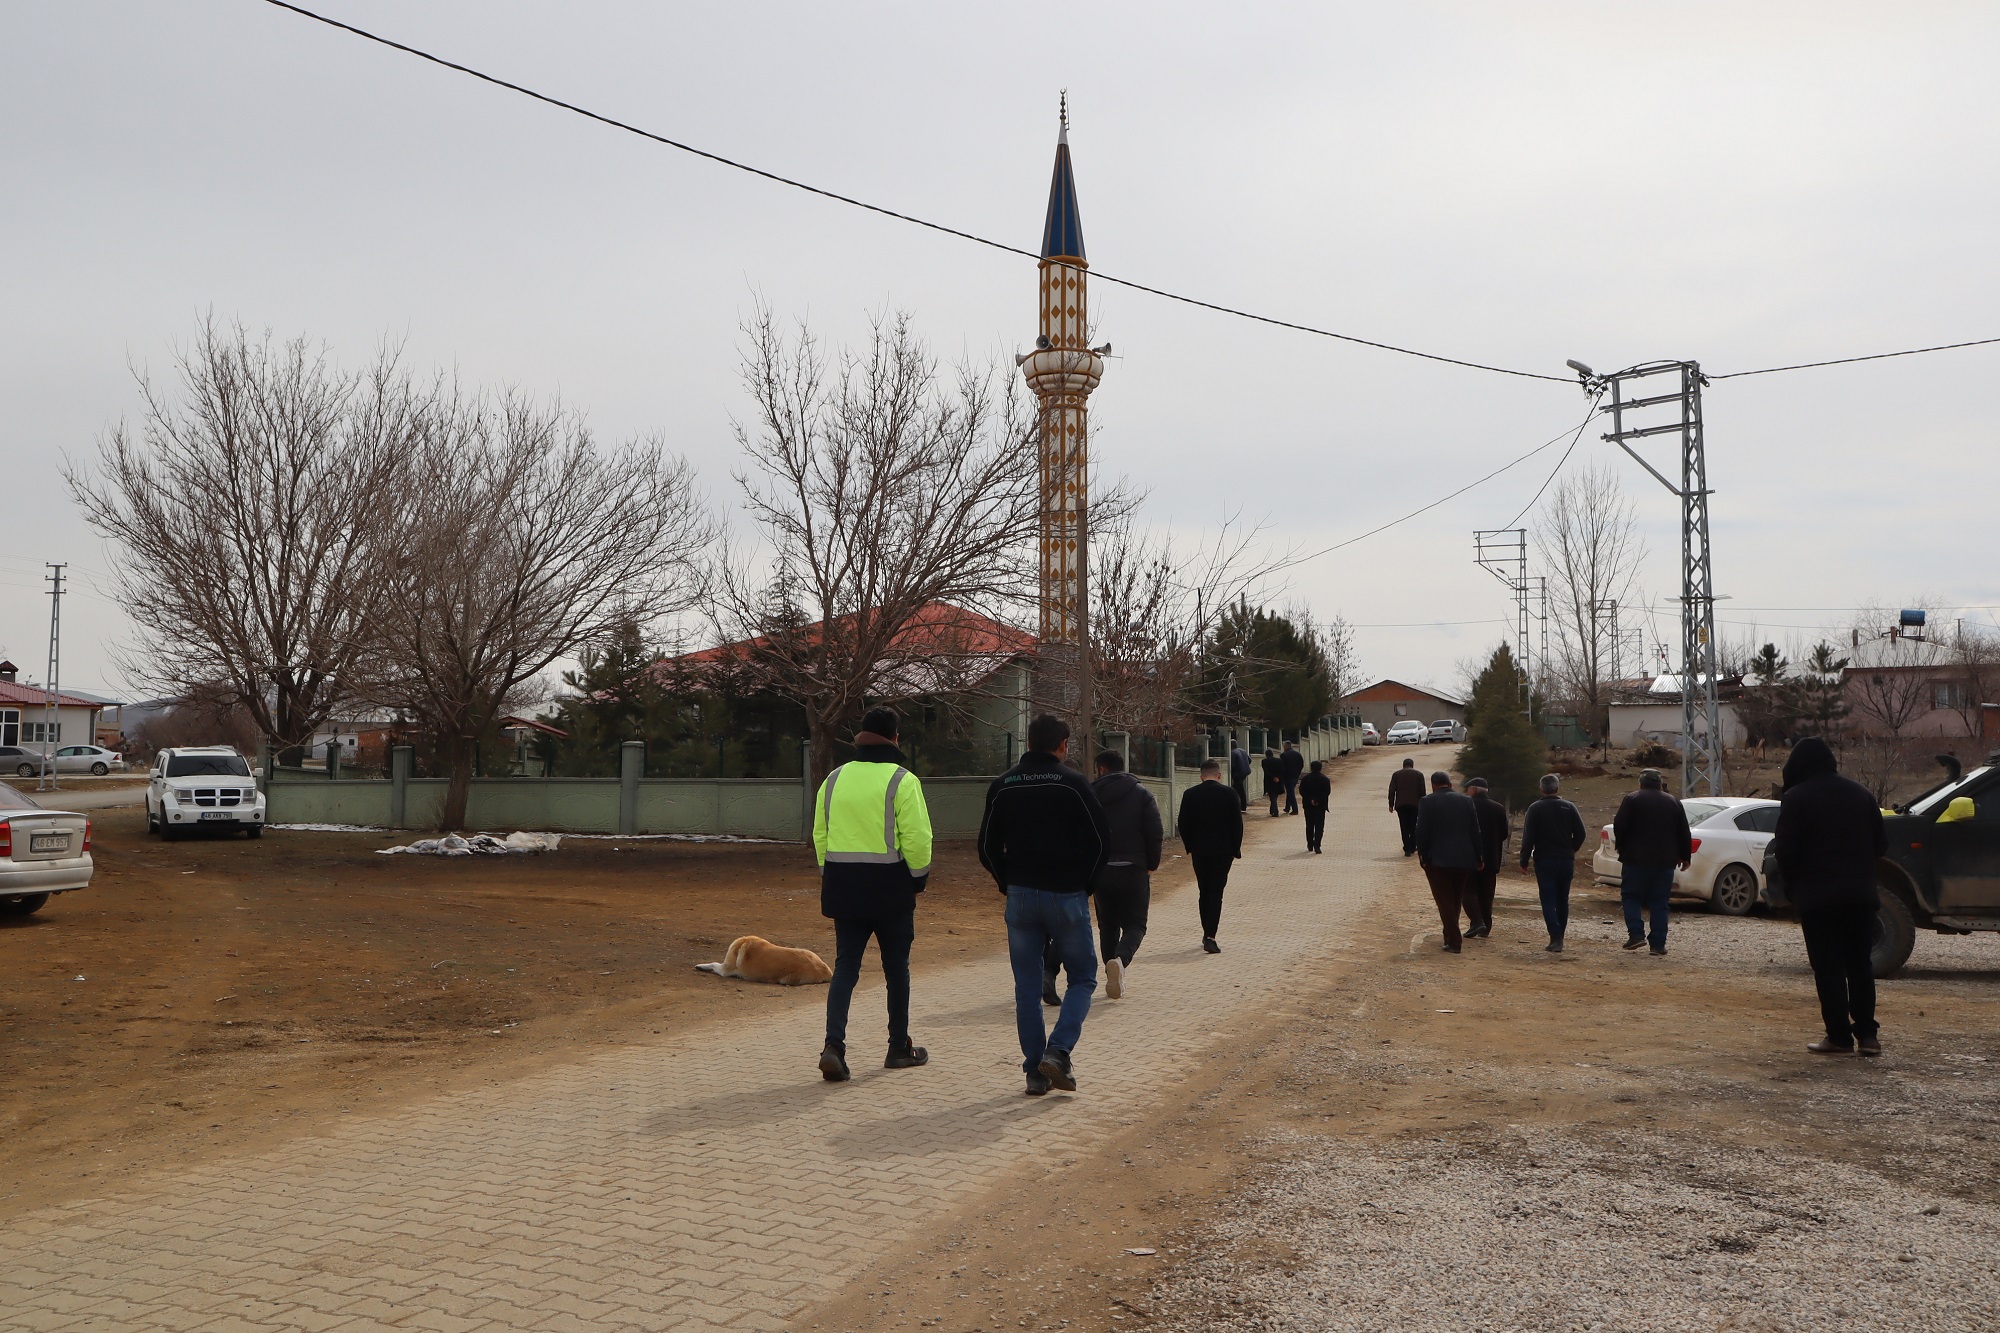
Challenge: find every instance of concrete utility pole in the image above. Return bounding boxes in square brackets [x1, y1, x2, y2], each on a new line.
[1569, 360, 1723, 795]
[40, 562, 65, 792]
[1472, 528, 1533, 713]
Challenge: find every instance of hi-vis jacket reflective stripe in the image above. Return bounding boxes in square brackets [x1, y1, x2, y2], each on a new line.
[813, 760, 933, 876]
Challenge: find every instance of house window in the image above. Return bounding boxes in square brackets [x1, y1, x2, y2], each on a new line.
[0, 710, 15, 746]
[21, 720, 59, 744]
[1934, 682, 1970, 711]
[1394, 703, 1407, 717]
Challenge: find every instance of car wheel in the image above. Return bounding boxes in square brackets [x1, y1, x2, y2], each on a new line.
[1871, 890, 1918, 979]
[91, 762, 109, 776]
[0, 893, 50, 918]
[1709, 863, 1758, 916]
[15, 763, 34, 778]
[245, 826, 263, 839]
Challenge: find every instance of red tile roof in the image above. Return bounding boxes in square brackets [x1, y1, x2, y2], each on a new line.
[669, 601, 1035, 668]
[0, 681, 104, 709]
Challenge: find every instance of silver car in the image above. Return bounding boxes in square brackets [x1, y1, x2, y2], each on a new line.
[55, 745, 125, 775]
[0, 782, 94, 918]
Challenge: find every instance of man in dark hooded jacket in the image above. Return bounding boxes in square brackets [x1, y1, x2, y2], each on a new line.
[1771, 737, 1888, 1055]
[1612, 769, 1692, 955]
[1087, 750, 1162, 998]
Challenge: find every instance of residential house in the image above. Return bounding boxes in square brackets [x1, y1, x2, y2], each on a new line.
[1345, 679, 1466, 735]
[0, 662, 106, 755]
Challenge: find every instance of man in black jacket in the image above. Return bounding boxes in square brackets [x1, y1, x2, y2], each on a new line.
[1279, 742, 1306, 815]
[1230, 744, 1252, 811]
[1611, 769, 1692, 955]
[1389, 758, 1426, 856]
[1464, 777, 1510, 939]
[1415, 771, 1483, 953]
[1089, 750, 1162, 999]
[1771, 737, 1889, 1055]
[1518, 773, 1588, 951]
[1177, 759, 1244, 953]
[1261, 749, 1284, 817]
[979, 714, 1109, 1096]
[1300, 759, 1333, 853]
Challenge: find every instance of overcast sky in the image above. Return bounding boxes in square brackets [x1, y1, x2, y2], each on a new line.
[5, 1, 1997, 700]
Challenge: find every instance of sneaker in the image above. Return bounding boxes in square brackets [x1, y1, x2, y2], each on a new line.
[1649, 946, 1667, 956]
[1105, 958, 1124, 1000]
[1807, 1038, 1855, 1055]
[1545, 939, 1564, 953]
[1202, 937, 1221, 954]
[1037, 1047, 1077, 1092]
[1025, 1070, 1051, 1096]
[884, 1040, 929, 1069]
[1622, 937, 1646, 951]
[818, 1042, 850, 1082]
[1857, 1036, 1882, 1057]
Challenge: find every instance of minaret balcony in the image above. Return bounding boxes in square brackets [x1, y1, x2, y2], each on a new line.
[1020, 347, 1105, 398]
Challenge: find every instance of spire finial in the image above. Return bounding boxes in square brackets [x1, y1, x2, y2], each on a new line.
[1059, 89, 1068, 135]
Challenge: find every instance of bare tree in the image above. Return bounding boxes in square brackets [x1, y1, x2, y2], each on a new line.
[1536, 462, 1647, 734]
[65, 318, 418, 757]
[1319, 612, 1362, 706]
[1846, 603, 1953, 740]
[1946, 619, 2000, 739]
[370, 393, 710, 829]
[1089, 511, 1266, 742]
[714, 306, 1041, 775]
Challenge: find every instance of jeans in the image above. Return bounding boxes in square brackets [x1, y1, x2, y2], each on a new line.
[1423, 865, 1475, 948]
[1283, 776, 1300, 814]
[1532, 857, 1574, 941]
[1304, 807, 1326, 851]
[1192, 854, 1234, 937]
[1801, 905, 1878, 1043]
[1396, 806, 1419, 854]
[824, 911, 915, 1047]
[1006, 887, 1096, 1072]
[1621, 863, 1675, 949]
[1094, 865, 1151, 965]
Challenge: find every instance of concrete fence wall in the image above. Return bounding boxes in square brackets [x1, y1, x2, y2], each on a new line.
[268, 735, 1358, 840]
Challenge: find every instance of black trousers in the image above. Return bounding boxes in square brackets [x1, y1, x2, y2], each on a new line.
[1801, 905, 1878, 1043]
[825, 911, 914, 1047]
[1231, 776, 1249, 811]
[1304, 807, 1327, 850]
[1423, 865, 1474, 949]
[1469, 866, 1498, 929]
[1396, 806, 1419, 853]
[1094, 865, 1151, 964]
[1283, 776, 1300, 814]
[1193, 853, 1234, 938]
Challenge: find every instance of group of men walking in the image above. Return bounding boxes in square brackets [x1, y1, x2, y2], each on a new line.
[812, 709, 1251, 1098]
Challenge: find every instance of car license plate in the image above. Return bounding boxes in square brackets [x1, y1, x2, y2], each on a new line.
[30, 833, 68, 853]
[198, 812, 237, 821]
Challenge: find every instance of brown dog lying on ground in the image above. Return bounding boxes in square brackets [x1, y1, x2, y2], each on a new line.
[694, 935, 834, 986]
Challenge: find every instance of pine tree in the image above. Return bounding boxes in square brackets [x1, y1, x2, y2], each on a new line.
[1456, 643, 1547, 810]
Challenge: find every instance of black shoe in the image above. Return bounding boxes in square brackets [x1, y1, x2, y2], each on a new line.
[1857, 1036, 1882, 1057]
[1042, 984, 1061, 1007]
[1545, 939, 1564, 953]
[1649, 946, 1668, 956]
[1037, 1047, 1076, 1092]
[1025, 1070, 1052, 1096]
[818, 1042, 850, 1082]
[885, 1040, 929, 1069]
[1441, 943, 1462, 953]
[1807, 1037, 1855, 1055]
[1202, 937, 1221, 954]
[1622, 937, 1645, 950]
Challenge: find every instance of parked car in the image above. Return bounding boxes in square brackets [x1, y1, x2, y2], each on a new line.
[1591, 795, 1778, 915]
[0, 745, 45, 779]
[1763, 752, 2000, 977]
[1426, 719, 1466, 743]
[54, 745, 125, 775]
[146, 746, 266, 840]
[1361, 723, 1381, 746]
[1385, 720, 1429, 745]
[0, 782, 94, 917]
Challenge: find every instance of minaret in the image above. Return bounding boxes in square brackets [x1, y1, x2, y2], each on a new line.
[1020, 95, 1105, 739]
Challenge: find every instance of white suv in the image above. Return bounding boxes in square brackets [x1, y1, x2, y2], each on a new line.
[146, 746, 266, 840]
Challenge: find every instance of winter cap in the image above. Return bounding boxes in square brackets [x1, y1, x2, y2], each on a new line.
[1638, 768, 1664, 788]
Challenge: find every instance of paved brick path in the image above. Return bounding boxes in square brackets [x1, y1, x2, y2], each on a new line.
[1, 753, 1409, 1332]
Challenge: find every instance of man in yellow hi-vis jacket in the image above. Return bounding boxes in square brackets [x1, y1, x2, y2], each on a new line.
[813, 706, 934, 1082]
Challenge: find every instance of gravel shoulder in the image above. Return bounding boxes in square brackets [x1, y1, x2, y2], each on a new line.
[800, 830, 2000, 1333]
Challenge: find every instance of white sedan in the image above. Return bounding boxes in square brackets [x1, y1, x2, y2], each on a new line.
[1590, 795, 1780, 916]
[55, 745, 126, 775]
[1385, 720, 1429, 745]
[0, 782, 94, 918]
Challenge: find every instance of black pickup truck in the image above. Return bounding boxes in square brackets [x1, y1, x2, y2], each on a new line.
[1762, 752, 2000, 977]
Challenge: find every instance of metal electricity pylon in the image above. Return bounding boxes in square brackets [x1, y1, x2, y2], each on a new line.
[1473, 528, 1532, 712]
[1591, 598, 1621, 685]
[40, 563, 65, 792]
[1568, 360, 1722, 795]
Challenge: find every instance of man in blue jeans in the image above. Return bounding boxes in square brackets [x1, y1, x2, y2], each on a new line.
[1610, 768, 1692, 955]
[978, 713, 1109, 1096]
[1517, 773, 1588, 952]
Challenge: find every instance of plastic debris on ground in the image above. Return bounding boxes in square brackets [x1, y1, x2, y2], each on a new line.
[376, 831, 563, 856]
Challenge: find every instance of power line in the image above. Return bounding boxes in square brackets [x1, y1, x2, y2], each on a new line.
[1272, 401, 1607, 574]
[258, 0, 1565, 384]
[1497, 390, 1604, 529]
[1713, 335, 2000, 380]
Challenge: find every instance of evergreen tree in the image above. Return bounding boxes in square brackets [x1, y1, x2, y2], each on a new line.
[1792, 642, 1851, 737]
[1200, 601, 1333, 731]
[1457, 643, 1547, 810]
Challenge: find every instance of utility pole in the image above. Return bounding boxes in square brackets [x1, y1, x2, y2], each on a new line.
[40, 563, 65, 792]
[1568, 360, 1722, 796]
[1592, 598, 1620, 686]
[1473, 528, 1532, 713]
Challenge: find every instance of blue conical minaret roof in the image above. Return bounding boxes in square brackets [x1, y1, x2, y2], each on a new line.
[1040, 122, 1086, 262]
